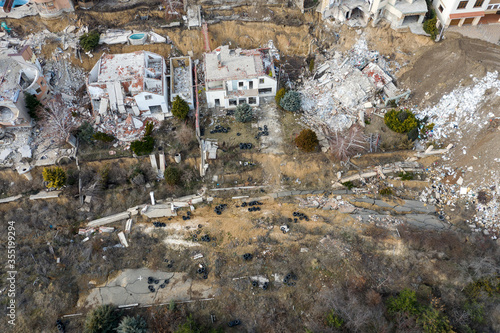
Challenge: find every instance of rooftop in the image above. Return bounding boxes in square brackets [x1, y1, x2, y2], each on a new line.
[204, 45, 271, 82]
[97, 52, 146, 83]
[0, 55, 23, 102]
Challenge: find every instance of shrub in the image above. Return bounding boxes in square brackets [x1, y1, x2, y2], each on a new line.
[43, 167, 66, 189]
[384, 109, 418, 133]
[93, 131, 115, 143]
[423, 17, 438, 40]
[398, 172, 414, 181]
[144, 121, 154, 136]
[326, 310, 344, 329]
[379, 187, 393, 196]
[131, 136, 154, 156]
[308, 58, 315, 72]
[116, 316, 147, 333]
[387, 288, 420, 316]
[295, 129, 319, 152]
[164, 166, 181, 185]
[342, 181, 354, 190]
[24, 93, 42, 120]
[172, 96, 190, 120]
[280, 91, 301, 112]
[234, 103, 253, 123]
[275, 87, 287, 106]
[83, 304, 119, 333]
[76, 121, 95, 144]
[79, 31, 100, 52]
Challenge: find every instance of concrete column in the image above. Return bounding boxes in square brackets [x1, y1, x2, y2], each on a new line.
[458, 18, 465, 26]
[472, 16, 481, 25]
[418, 14, 425, 24]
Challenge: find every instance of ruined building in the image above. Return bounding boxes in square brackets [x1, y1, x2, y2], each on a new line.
[0, 46, 48, 128]
[317, 0, 428, 29]
[87, 51, 171, 122]
[203, 45, 277, 109]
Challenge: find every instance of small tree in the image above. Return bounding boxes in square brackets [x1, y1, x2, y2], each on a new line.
[280, 91, 301, 112]
[79, 31, 100, 52]
[93, 131, 115, 143]
[144, 121, 154, 136]
[24, 93, 41, 120]
[76, 121, 95, 144]
[43, 167, 66, 189]
[171, 96, 189, 120]
[83, 304, 119, 333]
[275, 87, 287, 106]
[164, 166, 181, 186]
[116, 316, 147, 333]
[328, 125, 367, 161]
[130, 136, 154, 156]
[295, 129, 319, 152]
[235, 103, 253, 123]
[384, 109, 418, 134]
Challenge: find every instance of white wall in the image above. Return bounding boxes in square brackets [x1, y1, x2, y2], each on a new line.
[135, 92, 169, 114]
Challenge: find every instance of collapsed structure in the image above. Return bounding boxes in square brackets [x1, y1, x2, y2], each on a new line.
[0, 46, 47, 128]
[300, 39, 409, 135]
[170, 56, 194, 109]
[203, 45, 277, 109]
[87, 51, 170, 122]
[317, 0, 427, 29]
[1, 0, 74, 19]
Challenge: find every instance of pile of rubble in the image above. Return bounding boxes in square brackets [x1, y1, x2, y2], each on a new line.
[419, 165, 499, 240]
[416, 71, 500, 140]
[296, 195, 355, 212]
[299, 38, 409, 135]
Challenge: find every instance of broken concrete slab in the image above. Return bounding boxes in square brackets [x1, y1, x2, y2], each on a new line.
[0, 194, 22, 204]
[88, 212, 131, 227]
[29, 191, 62, 200]
[142, 204, 177, 218]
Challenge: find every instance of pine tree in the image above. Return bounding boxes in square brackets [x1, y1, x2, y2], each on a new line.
[42, 167, 67, 189]
[235, 103, 253, 123]
[116, 316, 147, 333]
[279, 91, 301, 112]
[171, 96, 190, 120]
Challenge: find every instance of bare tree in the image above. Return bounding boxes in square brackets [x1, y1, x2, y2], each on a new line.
[326, 125, 367, 161]
[37, 94, 78, 145]
[164, 0, 183, 21]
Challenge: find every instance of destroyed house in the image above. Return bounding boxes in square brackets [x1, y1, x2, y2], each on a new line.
[203, 45, 277, 109]
[87, 51, 171, 121]
[0, 47, 48, 127]
[170, 56, 194, 110]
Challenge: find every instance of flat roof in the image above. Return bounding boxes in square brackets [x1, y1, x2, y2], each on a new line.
[0, 55, 23, 102]
[204, 45, 268, 82]
[98, 52, 145, 83]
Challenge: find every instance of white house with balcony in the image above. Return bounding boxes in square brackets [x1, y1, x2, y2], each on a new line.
[203, 45, 277, 109]
[433, 0, 498, 27]
[87, 51, 170, 121]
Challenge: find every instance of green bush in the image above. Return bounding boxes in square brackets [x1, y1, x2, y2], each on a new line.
[325, 310, 344, 329]
[43, 167, 67, 189]
[24, 93, 41, 120]
[235, 103, 253, 122]
[164, 166, 181, 186]
[172, 96, 190, 120]
[384, 109, 418, 133]
[342, 181, 354, 190]
[79, 31, 100, 52]
[398, 172, 414, 180]
[280, 91, 301, 112]
[387, 288, 420, 316]
[144, 121, 154, 136]
[275, 87, 287, 106]
[131, 136, 154, 156]
[295, 129, 319, 152]
[379, 187, 393, 196]
[93, 131, 115, 143]
[423, 17, 438, 40]
[116, 316, 147, 333]
[309, 58, 315, 72]
[83, 304, 119, 333]
[76, 121, 95, 144]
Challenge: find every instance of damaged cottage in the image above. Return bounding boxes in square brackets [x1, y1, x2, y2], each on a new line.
[86, 51, 171, 141]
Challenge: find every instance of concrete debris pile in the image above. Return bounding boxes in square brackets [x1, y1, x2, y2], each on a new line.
[419, 165, 499, 240]
[416, 71, 500, 140]
[296, 195, 355, 212]
[0, 128, 32, 167]
[299, 38, 408, 134]
[173, 66, 191, 98]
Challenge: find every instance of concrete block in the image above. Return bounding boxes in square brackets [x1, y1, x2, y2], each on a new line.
[30, 191, 62, 200]
[88, 212, 131, 227]
[0, 195, 22, 204]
